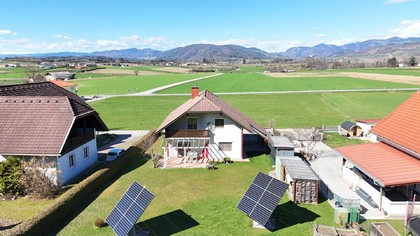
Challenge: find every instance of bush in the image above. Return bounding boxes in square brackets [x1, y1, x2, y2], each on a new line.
[0, 156, 24, 195]
[19, 157, 60, 199]
[94, 218, 106, 227]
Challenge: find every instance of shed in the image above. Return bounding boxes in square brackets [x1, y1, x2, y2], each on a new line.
[269, 135, 295, 160]
[339, 121, 362, 137]
[279, 157, 320, 204]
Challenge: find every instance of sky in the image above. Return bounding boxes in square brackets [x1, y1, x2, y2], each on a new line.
[1, 0, 420, 54]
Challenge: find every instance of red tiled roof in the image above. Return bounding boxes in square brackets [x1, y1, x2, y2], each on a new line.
[0, 96, 74, 155]
[337, 142, 420, 187]
[156, 90, 267, 136]
[50, 79, 77, 87]
[370, 91, 420, 155]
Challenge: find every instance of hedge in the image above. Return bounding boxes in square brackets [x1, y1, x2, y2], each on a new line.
[4, 129, 157, 236]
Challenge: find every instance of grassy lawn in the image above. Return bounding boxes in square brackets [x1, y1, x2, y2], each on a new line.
[157, 72, 419, 94]
[75, 73, 213, 95]
[56, 154, 404, 235]
[323, 133, 370, 148]
[91, 91, 413, 130]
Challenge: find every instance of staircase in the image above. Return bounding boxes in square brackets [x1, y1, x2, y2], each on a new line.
[207, 143, 227, 163]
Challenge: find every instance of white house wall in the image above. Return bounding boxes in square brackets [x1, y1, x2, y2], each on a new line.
[57, 139, 98, 185]
[168, 113, 243, 159]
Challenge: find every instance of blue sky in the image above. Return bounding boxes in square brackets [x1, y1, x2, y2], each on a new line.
[1, 0, 420, 54]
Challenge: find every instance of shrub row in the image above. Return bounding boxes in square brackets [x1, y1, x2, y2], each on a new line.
[5, 130, 156, 236]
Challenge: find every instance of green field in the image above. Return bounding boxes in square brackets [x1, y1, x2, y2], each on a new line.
[157, 73, 419, 94]
[57, 154, 404, 236]
[336, 67, 420, 76]
[91, 91, 413, 130]
[75, 73, 213, 95]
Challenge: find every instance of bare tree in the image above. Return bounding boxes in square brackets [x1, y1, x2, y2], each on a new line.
[295, 128, 323, 160]
[133, 70, 139, 76]
[137, 134, 160, 168]
[26, 67, 45, 83]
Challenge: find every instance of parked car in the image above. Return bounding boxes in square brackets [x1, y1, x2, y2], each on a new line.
[105, 148, 125, 162]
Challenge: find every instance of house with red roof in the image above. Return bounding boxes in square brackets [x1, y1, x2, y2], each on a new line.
[50, 79, 78, 94]
[0, 82, 108, 185]
[155, 86, 268, 167]
[337, 91, 420, 216]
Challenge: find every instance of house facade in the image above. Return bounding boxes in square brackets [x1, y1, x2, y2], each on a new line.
[337, 91, 420, 216]
[156, 87, 268, 167]
[50, 79, 78, 94]
[0, 82, 108, 185]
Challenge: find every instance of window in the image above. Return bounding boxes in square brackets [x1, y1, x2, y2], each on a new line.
[187, 117, 197, 129]
[83, 146, 89, 159]
[215, 118, 224, 127]
[219, 142, 232, 151]
[69, 154, 76, 168]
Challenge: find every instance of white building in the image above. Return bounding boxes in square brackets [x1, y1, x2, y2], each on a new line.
[156, 87, 268, 167]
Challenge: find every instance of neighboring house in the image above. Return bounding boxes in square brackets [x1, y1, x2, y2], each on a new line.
[50, 79, 78, 94]
[339, 121, 362, 137]
[45, 71, 76, 81]
[0, 82, 108, 185]
[337, 91, 420, 216]
[156, 86, 268, 167]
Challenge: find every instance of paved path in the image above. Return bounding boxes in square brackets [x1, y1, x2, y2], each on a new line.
[97, 130, 149, 156]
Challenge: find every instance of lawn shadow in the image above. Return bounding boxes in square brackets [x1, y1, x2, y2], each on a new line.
[269, 201, 320, 232]
[52, 146, 150, 234]
[137, 209, 199, 235]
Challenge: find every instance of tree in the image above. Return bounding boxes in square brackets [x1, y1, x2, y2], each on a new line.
[387, 57, 398, 67]
[409, 56, 418, 67]
[0, 157, 24, 195]
[26, 67, 45, 83]
[295, 128, 323, 160]
[133, 70, 139, 76]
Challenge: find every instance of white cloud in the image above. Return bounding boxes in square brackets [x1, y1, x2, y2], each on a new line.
[0, 30, 17, 36]
[54, 34, 73, 40]
[385, 0, 414, 4]
[388, 20, 420, 38]
[316, 33, 327, 38]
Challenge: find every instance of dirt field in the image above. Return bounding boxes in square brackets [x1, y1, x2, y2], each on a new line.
[155, 67, 192, 73]
[85, 68, 163, 76]
[266, 71, 420, 85]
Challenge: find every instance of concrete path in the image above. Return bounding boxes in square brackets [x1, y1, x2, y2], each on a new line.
[97, 130, 149, 156]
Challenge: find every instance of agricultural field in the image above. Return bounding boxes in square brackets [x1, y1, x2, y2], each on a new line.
[57, 154, 405, 236]
[90, 91, 413, 130]
[157, 72, 419, 94]
[336, 67, 420, 76]
[75, 73, 213, 95]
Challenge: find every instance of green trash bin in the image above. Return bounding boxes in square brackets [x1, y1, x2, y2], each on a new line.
[348, 207, 360, 224]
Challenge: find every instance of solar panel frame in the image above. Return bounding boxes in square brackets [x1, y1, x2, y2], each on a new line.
[106, 181, 154, 236]
[237, 172, 288, 227]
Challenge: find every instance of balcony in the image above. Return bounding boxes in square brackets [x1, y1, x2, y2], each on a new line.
[62, 129, 95, 154]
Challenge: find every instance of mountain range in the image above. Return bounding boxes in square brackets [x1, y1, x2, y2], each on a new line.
[2, 37, 420, 61]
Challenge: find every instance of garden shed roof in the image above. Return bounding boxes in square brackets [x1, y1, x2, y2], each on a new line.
[281, 158, 320, 181]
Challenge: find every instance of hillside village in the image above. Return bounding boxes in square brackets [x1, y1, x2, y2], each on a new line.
[0, 55, 420, 235]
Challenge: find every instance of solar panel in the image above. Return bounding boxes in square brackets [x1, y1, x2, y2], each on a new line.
[237, 172, 288, 227]
[106, 181, 154, 236]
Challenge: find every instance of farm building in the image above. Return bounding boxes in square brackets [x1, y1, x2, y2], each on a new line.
[339, 121, 362, 137]
[337, 91, 420, 216]
[278, 157, 320, 204]
[0, 82, 108, 185]
[156, 86, 268, 167]
[45, 71, 76, 81]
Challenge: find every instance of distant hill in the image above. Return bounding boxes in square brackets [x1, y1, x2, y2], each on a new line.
[1, 36, 420, 61]
[160, 44, 270, 61]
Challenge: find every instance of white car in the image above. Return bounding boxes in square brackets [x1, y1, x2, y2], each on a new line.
[105, 148, 125, 162]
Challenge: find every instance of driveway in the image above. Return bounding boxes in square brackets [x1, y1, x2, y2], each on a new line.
[97, 130, 150, 156]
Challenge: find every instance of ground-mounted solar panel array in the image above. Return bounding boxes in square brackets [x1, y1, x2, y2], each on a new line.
[237, 172, 288, 227]
[106, 181, 154, 236]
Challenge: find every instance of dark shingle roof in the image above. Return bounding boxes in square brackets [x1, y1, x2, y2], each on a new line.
[0, 82, 91, 116]
[156, 90, 267, 136]
[0, 96, 73, 155]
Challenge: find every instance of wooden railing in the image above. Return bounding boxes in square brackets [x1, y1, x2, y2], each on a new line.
[62, 129, 95, 154]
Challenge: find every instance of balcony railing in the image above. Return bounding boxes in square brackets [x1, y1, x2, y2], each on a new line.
[62, 129, 95, 154]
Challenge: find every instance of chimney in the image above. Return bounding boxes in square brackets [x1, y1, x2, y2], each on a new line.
[191, 85, 199, 99]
